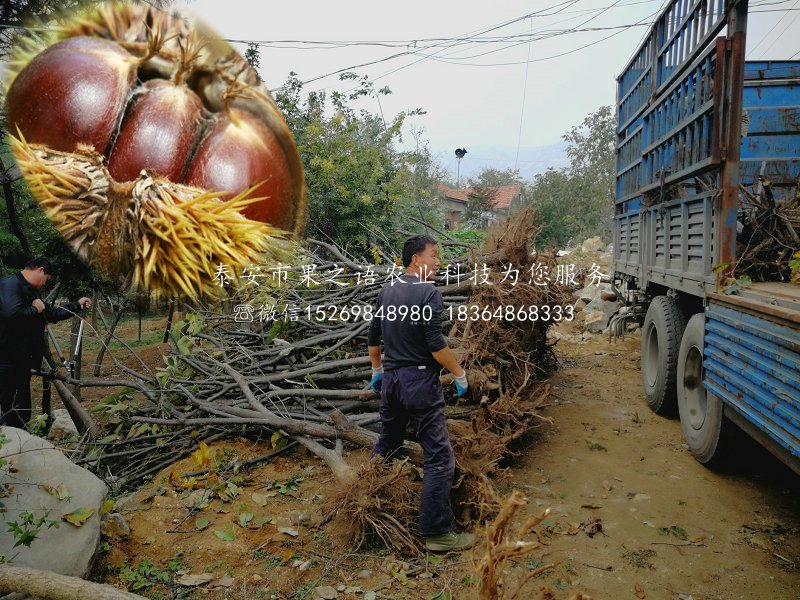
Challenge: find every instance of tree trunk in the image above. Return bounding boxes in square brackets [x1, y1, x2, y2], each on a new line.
[0, 564, 149, 600]
[0, 154, 31, 256]
[41, 358, 99, 437]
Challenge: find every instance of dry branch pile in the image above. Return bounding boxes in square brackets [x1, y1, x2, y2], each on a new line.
[737, 182, 800, 281]
[56, 210, 573, 549]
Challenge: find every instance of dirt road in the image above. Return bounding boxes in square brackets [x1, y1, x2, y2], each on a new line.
[52, 314, 799, 599]
[511, 321, 800, 599]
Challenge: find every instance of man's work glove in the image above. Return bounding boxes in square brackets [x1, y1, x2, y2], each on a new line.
[371, 366, 384, 393]
[454, 370, 469, 397]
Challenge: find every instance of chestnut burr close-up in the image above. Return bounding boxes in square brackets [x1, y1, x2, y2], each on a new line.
[3, 1, 306, 300]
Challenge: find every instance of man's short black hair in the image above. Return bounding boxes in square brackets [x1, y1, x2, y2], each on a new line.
[24, 256, 53, 274]
[402, 235, 438, 268]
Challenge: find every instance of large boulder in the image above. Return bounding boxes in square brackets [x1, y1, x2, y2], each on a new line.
[581, 236, 605, 253]
[0, 426, 107, 578]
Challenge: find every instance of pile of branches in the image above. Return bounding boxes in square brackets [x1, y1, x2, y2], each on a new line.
[55, 210, 573, 550]
[737, 181, 800, 281]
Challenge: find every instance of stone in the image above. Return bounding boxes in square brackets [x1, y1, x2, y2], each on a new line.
[363, 592, 377, 600]
[601, 290, 619, 302]
[288, 510, 309, 526]
[48, 408, 78, 440]
[606, 243, 614, 253]
[313, 586, 338, 599]
[582, 236, 605, 253]
[0, 426, 107, 578]
[101, 512, 130, 538]
[632, 493, 651, 502]
[355, 569, 373, 579]
[584, 312, 606, 333]
[577, 284, 602, 305]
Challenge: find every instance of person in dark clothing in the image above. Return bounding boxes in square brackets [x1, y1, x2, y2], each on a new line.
[0, 257, 91, 429]
[367, 235, 473, 552]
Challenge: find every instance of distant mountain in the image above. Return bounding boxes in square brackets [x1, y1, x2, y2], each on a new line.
[432, 141, 569, 184]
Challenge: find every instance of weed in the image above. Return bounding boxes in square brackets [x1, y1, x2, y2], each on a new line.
[622, 548, 657, 569]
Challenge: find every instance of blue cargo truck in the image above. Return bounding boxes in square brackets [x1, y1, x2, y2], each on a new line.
[611, 0, 800, 473]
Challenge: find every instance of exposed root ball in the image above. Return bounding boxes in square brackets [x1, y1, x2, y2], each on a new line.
[12, 135, 296, 300]
[323, 458, 420, 553]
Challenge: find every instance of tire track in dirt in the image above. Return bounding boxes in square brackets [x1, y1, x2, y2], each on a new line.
[506, 322, 800, 599]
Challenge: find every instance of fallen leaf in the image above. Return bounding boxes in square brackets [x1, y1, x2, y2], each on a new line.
[195, 517, 209, 530]
[143, 536, 156, 545]
[278, 526, 299, 537]
[55, 483, 69, 501]
[253, 516, 272, 528]
[215, 575, 235, 587]
[62, 507, 95, 526]
[238, 512, 254, 527]
[192, 442, 211, 469]
[690, 534, 707, 544]
[252, 492, 268, 506]
[579, 516, 603, 537]
[214, 523, 236, 541]
[101, 499, 115, 515]
[176, 573, 213, 586]
[565, 523, 581, 535]
[41, 484, 55, 495]
[634, 582, 646, 598]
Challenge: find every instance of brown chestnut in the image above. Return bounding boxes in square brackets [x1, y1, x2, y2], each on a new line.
[107, 79, 206, 182]
[5, 36, 138, 154]
[185, 108, 294, 230]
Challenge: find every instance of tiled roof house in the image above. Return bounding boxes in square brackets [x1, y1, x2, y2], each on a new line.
[437, 183, 522, 229]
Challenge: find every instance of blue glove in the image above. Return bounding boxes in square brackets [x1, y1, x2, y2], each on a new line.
[371, 366, 384, 393]
[454, 370, 468, 397]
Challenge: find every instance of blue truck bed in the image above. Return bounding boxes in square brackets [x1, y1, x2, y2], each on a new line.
[611, 0, 800, 474]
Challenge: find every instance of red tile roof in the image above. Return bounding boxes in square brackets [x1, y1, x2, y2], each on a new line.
[437, 183, 521, 209]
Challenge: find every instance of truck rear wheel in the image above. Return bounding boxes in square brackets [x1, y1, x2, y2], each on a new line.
[641, 295, 686, 415]
[677, 313, 729, 464]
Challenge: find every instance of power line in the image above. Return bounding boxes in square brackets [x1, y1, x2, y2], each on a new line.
[515, 17, 534, 170]
[748, 0, 800, 55]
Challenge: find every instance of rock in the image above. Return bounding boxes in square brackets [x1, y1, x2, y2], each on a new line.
[288, 510, 309, 526]
[584, 312, 606, 333]
[601, 290, 619, 301]
[577, 284, 602, 305]
[632, 493, 651, 502]
[0, 426, 107, 578]
[606, 243, 614, 253]
[355, 569, 373, 579]
[313, 586, 338, 599]
[363, 592, 377, 600]
[100, 512, 130, 538]
[48, 408, 78, 440]
[582, 236, 605, 253]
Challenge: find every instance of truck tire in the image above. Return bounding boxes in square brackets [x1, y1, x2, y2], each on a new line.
[641, 295, 686, 415]
[677, 313, 729, 464]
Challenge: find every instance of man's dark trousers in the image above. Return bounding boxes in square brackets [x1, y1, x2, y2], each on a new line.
[0, 361, 33, 429]
[371, 365, 455, 536]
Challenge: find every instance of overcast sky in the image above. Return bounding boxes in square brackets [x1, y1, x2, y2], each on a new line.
[174, 0, 799, 163]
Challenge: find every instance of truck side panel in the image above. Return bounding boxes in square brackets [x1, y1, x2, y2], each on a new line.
[704, 298, 800, 466]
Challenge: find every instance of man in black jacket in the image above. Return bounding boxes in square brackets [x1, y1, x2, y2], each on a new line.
[367, 235, 473, 552]
[0, 257, 90, 429]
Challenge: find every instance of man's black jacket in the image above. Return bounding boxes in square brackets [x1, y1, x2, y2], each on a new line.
[0, 272, 81, 369]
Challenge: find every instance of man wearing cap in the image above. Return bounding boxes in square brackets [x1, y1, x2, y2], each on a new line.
[367, 235, 473, 552]
[0, 257, 91, 429]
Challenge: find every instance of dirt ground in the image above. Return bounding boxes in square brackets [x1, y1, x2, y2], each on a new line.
[40, 311, 800, 599]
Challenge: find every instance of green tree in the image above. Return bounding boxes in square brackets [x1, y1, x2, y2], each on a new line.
[275, 72, 426, 254]
[244, 42, 261, 75]
[463, 187, 497, 229]
[525, 105, 616, 247]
